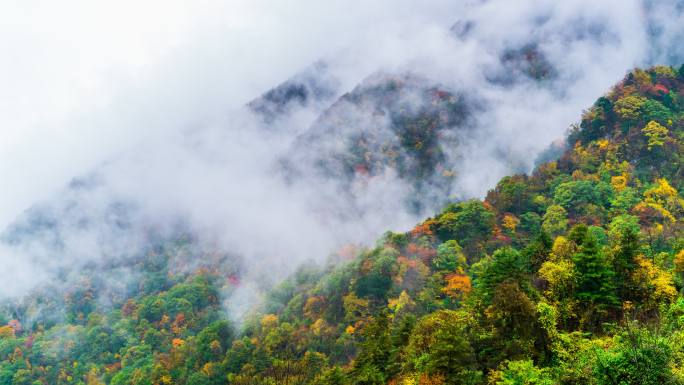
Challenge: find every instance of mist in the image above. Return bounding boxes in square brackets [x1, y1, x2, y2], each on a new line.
[1, 0, 683, 320]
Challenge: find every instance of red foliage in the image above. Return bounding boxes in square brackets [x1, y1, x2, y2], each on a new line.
[653, 84, 669, 94]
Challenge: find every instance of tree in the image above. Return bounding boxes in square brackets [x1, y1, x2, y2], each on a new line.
[641, 100, 673, 125]
[487, 280, 548, 361]
[490, 359, 555, 385]
[571, 227, 619, 320]
[608, 215, 641, 298]
[433, 200, 495, 250]
[631, 257, 677, 312]
[642, 120, 669, 150]
[614, 95, 647, 121]
[433, 240, 466, 272]
[593, 326, 677, 385]
[406, 310, 481, 385]
[350, 312, 392, 385]
[542, 205, 568, 237]
[474, 247, 530, 301]
[553, 180, 613, 211]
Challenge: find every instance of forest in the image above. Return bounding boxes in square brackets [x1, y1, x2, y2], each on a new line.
[2, 64, 684, 384]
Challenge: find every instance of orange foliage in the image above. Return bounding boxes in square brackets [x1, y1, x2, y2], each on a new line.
[420, 373, 446, 385]
[172, 338, 185, 348]
[411, 221, 433, 237]
[442, 273, 472, 299]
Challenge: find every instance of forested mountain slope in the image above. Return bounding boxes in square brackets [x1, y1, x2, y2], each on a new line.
[282, 72, 478, 213]
[2, 65, 684, 384]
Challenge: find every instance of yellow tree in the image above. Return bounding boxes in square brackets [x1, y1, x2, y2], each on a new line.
[641, 120, 669, 150]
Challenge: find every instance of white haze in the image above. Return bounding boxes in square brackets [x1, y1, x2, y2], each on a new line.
[1, 0, 683, 318]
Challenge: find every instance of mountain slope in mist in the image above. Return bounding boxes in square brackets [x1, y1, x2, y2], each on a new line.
[1, 64, 684, 384]
[282, 72, 477, 212]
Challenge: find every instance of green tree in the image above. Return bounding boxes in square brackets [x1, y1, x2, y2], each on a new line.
[593, 327, 678, 385]
[434, 200, 495, 249]
[474, 247, 530, 302]
[542, 205, 568, 237]
[433, 240, 466, 272]
[572, 228, 619, 318]
[406, 310, 481, 384]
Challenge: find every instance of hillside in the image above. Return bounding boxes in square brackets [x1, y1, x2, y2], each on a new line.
[1, 64, 684, 385]
[282, 72, 477, 213]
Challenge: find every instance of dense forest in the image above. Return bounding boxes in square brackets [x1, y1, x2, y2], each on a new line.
[2, 64, 684, 384]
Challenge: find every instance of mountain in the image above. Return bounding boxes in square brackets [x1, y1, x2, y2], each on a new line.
[247, 61, 340, 125]
[1, 64, 683, 384]
[282, 72, 478, 213]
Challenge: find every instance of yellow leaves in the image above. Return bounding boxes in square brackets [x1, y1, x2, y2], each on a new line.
[645, 178, 678, 203]
[638, 178, 684, 223]
[632, 256, 677, 310]
[674, 250, 684, 274]
[550, 236, 575, 262]
[632, 68, 652, 87]
[652, 65, 677, 79]
[596, 139, 610, 150]
[634, 202, 676, 223]
[260, 314, 279, 330]
[311, 318, 328, 336]
[538, 260, 575, 299]
[502, 213, 520, 233]
[642, 120, 669, 150]
[611, 175, 628, 192]
[614, 94, 647, 120]
[345, 325, 356, 335]
[442, 273, 472, 300]
[0, 325, 15, 339]
[572, 141, 591, 165]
